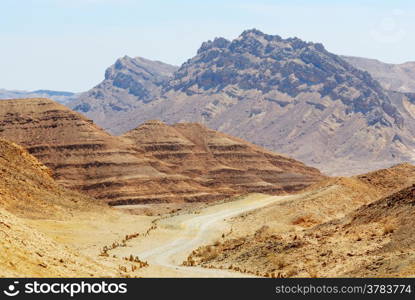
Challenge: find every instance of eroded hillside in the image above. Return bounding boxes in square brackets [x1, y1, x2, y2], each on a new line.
[72, 29, 415, 175]
[123, 120, 323, 199]
[0, 138, 118, 276]
[0, 98, 323, 205]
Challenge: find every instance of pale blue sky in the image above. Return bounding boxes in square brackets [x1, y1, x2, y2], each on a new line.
[1, 0, 414, 92]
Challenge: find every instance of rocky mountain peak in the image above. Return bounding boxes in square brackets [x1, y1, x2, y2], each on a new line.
[240, 28, 265, 37]
[70, 56, 178, 128]
[166, 30, 402, 128]
[69, 30, 415, 175]
[197, 37, 231, 54]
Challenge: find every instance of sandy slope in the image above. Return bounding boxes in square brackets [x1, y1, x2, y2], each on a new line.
[110, 194, 287, 277]
[0, 206, 118, 277]
[185, 164, 415, 277]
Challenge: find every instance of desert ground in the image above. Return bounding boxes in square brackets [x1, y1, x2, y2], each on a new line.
[26, 194, 284, 277]
[25, 169, 415, 278]
[2, 132, 415, 278]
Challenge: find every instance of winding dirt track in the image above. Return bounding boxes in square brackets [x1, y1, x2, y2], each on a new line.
[132, 195, 291, 277]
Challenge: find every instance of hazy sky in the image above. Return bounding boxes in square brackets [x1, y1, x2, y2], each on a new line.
[1, 0, 414, 92]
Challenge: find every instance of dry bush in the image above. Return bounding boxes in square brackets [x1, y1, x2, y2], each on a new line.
[383, 220, 397, 235]
[307, 266, 318, 278]
[268, 253, 286, 270]
[285, 268, 298, 278]
[291, 214, 318, 227]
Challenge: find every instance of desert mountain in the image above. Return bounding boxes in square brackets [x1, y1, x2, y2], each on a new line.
[0, 98, 322, 205]
[123, 120, 323, 198]
[72, 29, 415, 175]
[70, 56, 178, 132]
[186, 163, 415, 277]
[342, 56, 415, 93]
[0, 89, 77, 105]
[0, 137, 117, 277]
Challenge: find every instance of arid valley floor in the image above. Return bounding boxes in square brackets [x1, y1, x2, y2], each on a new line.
[2, 132, 415, 277]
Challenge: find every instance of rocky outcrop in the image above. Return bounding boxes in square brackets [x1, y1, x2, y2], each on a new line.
[123, 120, 323, 197]
[0, 98, 323, 205]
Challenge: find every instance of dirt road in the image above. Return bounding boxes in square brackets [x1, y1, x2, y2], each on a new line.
[117, 194, 292, 277]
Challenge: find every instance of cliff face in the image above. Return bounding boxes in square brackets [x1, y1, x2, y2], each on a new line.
[0, 98, 323, 205]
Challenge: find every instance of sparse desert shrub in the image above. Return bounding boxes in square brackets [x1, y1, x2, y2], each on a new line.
[99, 247, 109, 257]
[307, 266, 318, 278]
[383, 221, 396, 235]
[118, 265, 127, 272]
[122, 255, 148, 268]
[199, 246, 219, 261]
[125, 232, 140, 241]
[285, 268, 298, 278]
[268, 253, 286, 270]
[270, 272, 285, 278]
[185, 258, 195, 266]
